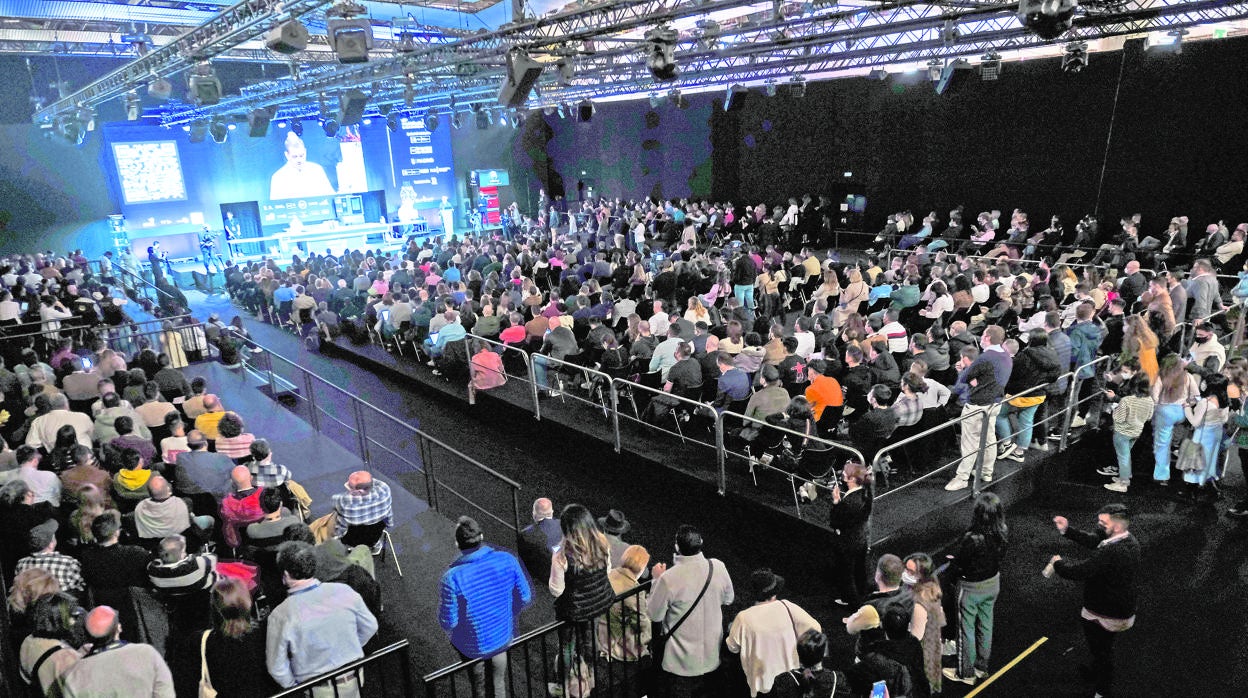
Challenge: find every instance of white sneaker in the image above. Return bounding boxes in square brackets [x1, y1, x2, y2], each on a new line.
[1104, 479, 1129, 493]
[1001, 448, 1025, 462]
[1096, 466, 1119, 477]
[942, 667, 976, 686]
[945, 479, 969, 491]
[1030, 442, 1049, 451]
[1070, 414, 1087, 428]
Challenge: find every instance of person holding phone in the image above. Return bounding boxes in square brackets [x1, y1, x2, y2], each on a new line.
[828, 461, 874, 608]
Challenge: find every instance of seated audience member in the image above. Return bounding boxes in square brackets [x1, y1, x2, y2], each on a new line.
[745, 365, 790, 420]
[194, 395, 227, 441]
[245, 488, 301, 550]
[15, 445, 60, 506]
[173, 430, 234, 502]
[79, 510, 150, 595]
[134, 475, 213, 542]
[152, 353, 192, 401]
[849, 384, 899, 464]
[107, 416, 157, 466]
[146, 533, 217, 594]
[203, 577, 282, 698]
[59, 605, 174, 698]
[15, 520, 85, 596]
[711, 351, 752, 412]
[844, 605, 917, 698]
[469, 339, 507, 396]
[111, 447, 153, 505]
[245, 439, 292, 488]
[59, 445, 111, 495]
[160, 412, 190, 463]
[182, 377, 210, 419]
[213, 411, 256, 461]
[93, 392, 149, 444]
[134, 381, 178, 431]
[0, 480, 58, 576]
[221, 466, 266, 549]
[331, 470, 394, 544]
[517, 497, 561, 583]
[19, 592, 82, 697]
[265, 542, 378, 693]
[24, 394, 92, 450]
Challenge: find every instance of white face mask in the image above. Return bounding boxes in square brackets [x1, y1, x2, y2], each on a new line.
[901, 570, 919, 586]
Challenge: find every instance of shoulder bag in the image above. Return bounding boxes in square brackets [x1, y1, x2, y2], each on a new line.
[20, 644, 62, 693]
[1176, 400, 1209, 473]
[651, 561, 715, 668]
[199, 630, 218, 698]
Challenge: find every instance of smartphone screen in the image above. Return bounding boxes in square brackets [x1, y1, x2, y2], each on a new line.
[870, 681, 889, 698]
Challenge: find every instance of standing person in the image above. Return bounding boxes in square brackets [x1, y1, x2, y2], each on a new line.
[945, 325, 1011, 491]
[769, 630, 851, 698]
[548, 504, 615, 696]
[439, 516, 532, 698]
[1101, 375, 1155, 492]
[943, 493, 1008, 686]
[1049, 504, 1140, 698]
[1182, 373, 1230, 503]
[60, 606, 175, 698]
[202, 577, 282, 698]
[1150, 355, 1198, 486]
[828, 461, 874, 608]
[903, 553, 946, 697]
[726, 569, 822, 697]
[646, 524, 735, 698]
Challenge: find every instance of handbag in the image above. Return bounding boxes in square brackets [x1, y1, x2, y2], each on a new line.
[199, 630, 217, 698]
[651, 562, 715, 668]
[1176, 436, 1206, 473]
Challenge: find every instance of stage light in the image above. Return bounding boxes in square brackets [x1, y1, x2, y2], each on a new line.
[868, 68, 887, 81]
[764, 79, 777, 98]
[1018, 0, 1076, 41]
[291, 119, 304, 136]
[182, 125, 191, 132]
[927, 59, 943, 83]
[788, 76, 806, 97]
[209, 119, 228, 144]
[189, 119, 208, 143]
[498, 46, 544, 107]
[451, 111, 463, 129]
[576, 99, 594, 122]
[934, 58, 972, 95]
[1061, 41, 1088, 73]
[941, 18, 959, 46]
[557, 103, 569, 119]
[394, 30, 418, 54]
[327, 2, 374, 64]
[124, 90, 141, 121]
[555, 60, 575, 86]
[980, 52, 1002, 81]
[277, 121, 287, 128]
[644, 25, 679, 82]
[475, 107, 490, 130]
[322, 119, 339, 137]
[187, 62, 222, 106]
[227, 123, 237, 131]
[147, 77, 172, 100]
[337, 89, 368, 126]
[386, 112, 399, 131]
[696, 18, 721, 50]
[425, 110, 439, 131]
[266, 20, 309, 54]
[514, 111, 526, 129]
[247, 107, 276, 137]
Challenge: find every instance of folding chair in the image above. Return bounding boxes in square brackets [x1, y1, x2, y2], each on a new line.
[342, 521, 403, 577]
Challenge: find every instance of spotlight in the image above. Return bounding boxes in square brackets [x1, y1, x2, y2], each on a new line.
[266, 20, 310, 54]
[556, 60, 575, 86]
[868, 68, 888, 81]
[451, 111, 463, 129]
[386, 112, 399, 131]
[787, 76, 806, 97]
[124, 90, 141, 121]
[209, 118, 228, 144]
[425, 110, 439, 131]
[189, 119, 208, 143]
[934, 58, 972, 95]
[980, 52, 1002, 81]
[475, 108, 490, 130]
[394, 31, 418, 54]
[764, 79, 777, 98]
[1018, 0, 1076, 41]
[187, 62, 222, 106]
[247, 106, 276, 137]
[941, 18, 959, 46]
[291, 119, 304, 136]
[1061, 41, 1088, 73]
[927, 59, 943, 83]
[723, 84, 746, 111]
[337, 88, 369, 125]
[322, 118, 339, 137]
[327, 1, 374, 64]
[147, 77, 172, 100]
[644, 25, 679, 81]
[576, 99, 594, 122]
[514, 111, 526, 129]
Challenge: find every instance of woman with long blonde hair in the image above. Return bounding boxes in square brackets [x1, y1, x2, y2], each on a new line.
[834, 268, 868, 327]
[1123, 314, 1160, 383]
[684, 296, 711, 324]
[549, 504, 614, 694]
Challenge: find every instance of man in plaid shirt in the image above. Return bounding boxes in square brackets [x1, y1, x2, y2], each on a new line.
[332, 471, 393, 541]
[16, 520, 85, 594]
[246, 439, 292, 488]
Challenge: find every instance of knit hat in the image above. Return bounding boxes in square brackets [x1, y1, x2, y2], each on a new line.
[28, 519, 58, 551]
[844, 604, 881, 634]
[455, 516, 483, 550]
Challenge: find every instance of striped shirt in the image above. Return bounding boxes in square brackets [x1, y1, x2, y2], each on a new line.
[147, 553, 217, 594]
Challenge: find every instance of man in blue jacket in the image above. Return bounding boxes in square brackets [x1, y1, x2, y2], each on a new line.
[439, 516, 532, 698]
[1066, 302, 1105, 429]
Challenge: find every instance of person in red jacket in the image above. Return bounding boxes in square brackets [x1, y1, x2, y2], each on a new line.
[220, 466, 265, 549]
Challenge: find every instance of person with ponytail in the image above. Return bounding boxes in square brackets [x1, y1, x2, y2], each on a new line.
[769, 630, 850, 698]
[828, 461, 874, 608]
[942, 492, 1009, 687]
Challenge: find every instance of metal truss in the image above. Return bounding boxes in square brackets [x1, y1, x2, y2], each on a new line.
[32, 0, 337, 124]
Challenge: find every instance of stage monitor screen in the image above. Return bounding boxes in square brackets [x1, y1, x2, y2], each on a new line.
[112, 141, 188, 205]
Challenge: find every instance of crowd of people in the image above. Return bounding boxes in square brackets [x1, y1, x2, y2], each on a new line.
[1, 249, 397, 697]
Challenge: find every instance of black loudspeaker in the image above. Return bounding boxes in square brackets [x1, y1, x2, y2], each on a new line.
[498, 48, 544, 108]
[337, 89, 369, 126]
[247, 107, 276, 137]
[577, 101, 594, 122]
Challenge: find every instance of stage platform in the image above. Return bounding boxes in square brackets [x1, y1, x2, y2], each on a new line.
[318, 335, 1061, 552]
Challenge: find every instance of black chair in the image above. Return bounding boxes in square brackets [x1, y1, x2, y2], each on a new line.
[341, 521, 402, 577]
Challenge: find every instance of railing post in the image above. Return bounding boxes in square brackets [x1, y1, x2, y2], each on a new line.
[608, 380, 621, 453]
[419, 433, 439, 513]
[528, 352, 542, 421]
[714, 411, 727, 496]
[352, 398, 370, 467]
[1060, 370, 1081, 453]
[511, 486, 523, 548]
[264, 349, 277, 398]
[303, 370, 320, 432]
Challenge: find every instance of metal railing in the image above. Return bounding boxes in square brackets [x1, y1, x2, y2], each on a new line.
[422, 581, 652, 698]
[89, 258, 176, 306]
[237, 336, 525, 545]
[269, 640, 413, 698]
[612, 376, 714, 454]
[464, 334, 539, 412]
[533, 353, 622, 450]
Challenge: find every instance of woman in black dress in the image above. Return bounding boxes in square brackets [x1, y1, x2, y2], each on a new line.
[828, 461, 874, 608]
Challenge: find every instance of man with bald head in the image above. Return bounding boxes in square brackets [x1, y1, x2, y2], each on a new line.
[1117, 260, 1146, 312]
[173, 429, 235, 502]
[134, 475, 214, 542]
[517, 497, 561, 583]
[147, 533, 217, 594]
[221, 465, 266, 549]
[331, 471, 393, 546]
[194, 394, 227, 441]
[60, 605, 174, 697]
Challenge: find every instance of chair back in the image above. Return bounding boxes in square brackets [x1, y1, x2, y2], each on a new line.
[341, 520, 388, 548]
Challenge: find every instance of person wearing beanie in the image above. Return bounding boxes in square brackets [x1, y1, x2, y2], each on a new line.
[439, 516, 532, 698]
[726, 568, 822, 697]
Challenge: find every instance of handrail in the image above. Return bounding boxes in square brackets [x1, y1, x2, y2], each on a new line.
[0, 313, 192, 341]
[92, 258, 176, 303]
[465, 332, 540, 418]
[268, 640, 412, 698]
[533, 352, 621, 452]
[611, 375, 716, 451]
[872, 402, 991, 499]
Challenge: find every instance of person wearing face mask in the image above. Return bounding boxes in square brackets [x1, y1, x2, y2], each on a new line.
[1186, 323, 1226, 377]
[1048, 504, 1140, 698]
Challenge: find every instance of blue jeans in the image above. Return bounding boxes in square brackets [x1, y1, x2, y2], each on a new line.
[958, 574, 1000, 677]
[1183, 423, 1224, 486]
[533, 354, 551, 389]
[1152, 404, 1185, 481]
[732, 283, 755, 310]
[995, 402, 1039, 449]
[1112, 432, 1137, 480]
